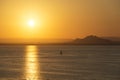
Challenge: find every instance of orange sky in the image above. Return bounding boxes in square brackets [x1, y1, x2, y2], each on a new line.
[0, 0, 120, 39]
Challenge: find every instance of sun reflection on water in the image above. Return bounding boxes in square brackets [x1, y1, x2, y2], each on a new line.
[25, 45, 40, 80]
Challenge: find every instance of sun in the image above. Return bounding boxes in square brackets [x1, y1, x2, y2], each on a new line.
[28, 20, 35, 28]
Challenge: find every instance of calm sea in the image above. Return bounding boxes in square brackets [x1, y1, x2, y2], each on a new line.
[0, 45, 120, 80]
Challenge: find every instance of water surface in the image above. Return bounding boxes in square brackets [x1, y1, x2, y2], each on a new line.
[0, 45, 120, 80]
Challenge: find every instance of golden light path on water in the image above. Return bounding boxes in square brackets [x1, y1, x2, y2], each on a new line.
[25, 45, 41, 80]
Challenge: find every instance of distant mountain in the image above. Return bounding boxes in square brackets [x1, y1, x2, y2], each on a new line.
[102, 37, 120, 41]
[70, 35, 120, 45]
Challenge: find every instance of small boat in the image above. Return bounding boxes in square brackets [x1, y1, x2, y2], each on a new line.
[60, 50, 63, 55]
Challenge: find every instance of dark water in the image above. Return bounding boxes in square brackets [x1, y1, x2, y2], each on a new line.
[0, 45, 120, 80]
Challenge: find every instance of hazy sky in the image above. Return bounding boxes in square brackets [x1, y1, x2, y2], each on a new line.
[0, 0, 120, 39]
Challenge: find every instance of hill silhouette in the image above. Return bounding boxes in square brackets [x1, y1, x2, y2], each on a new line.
[71, 35, 120, 45]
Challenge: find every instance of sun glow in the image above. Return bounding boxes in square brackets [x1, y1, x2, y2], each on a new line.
[28, 20, 35, 28]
